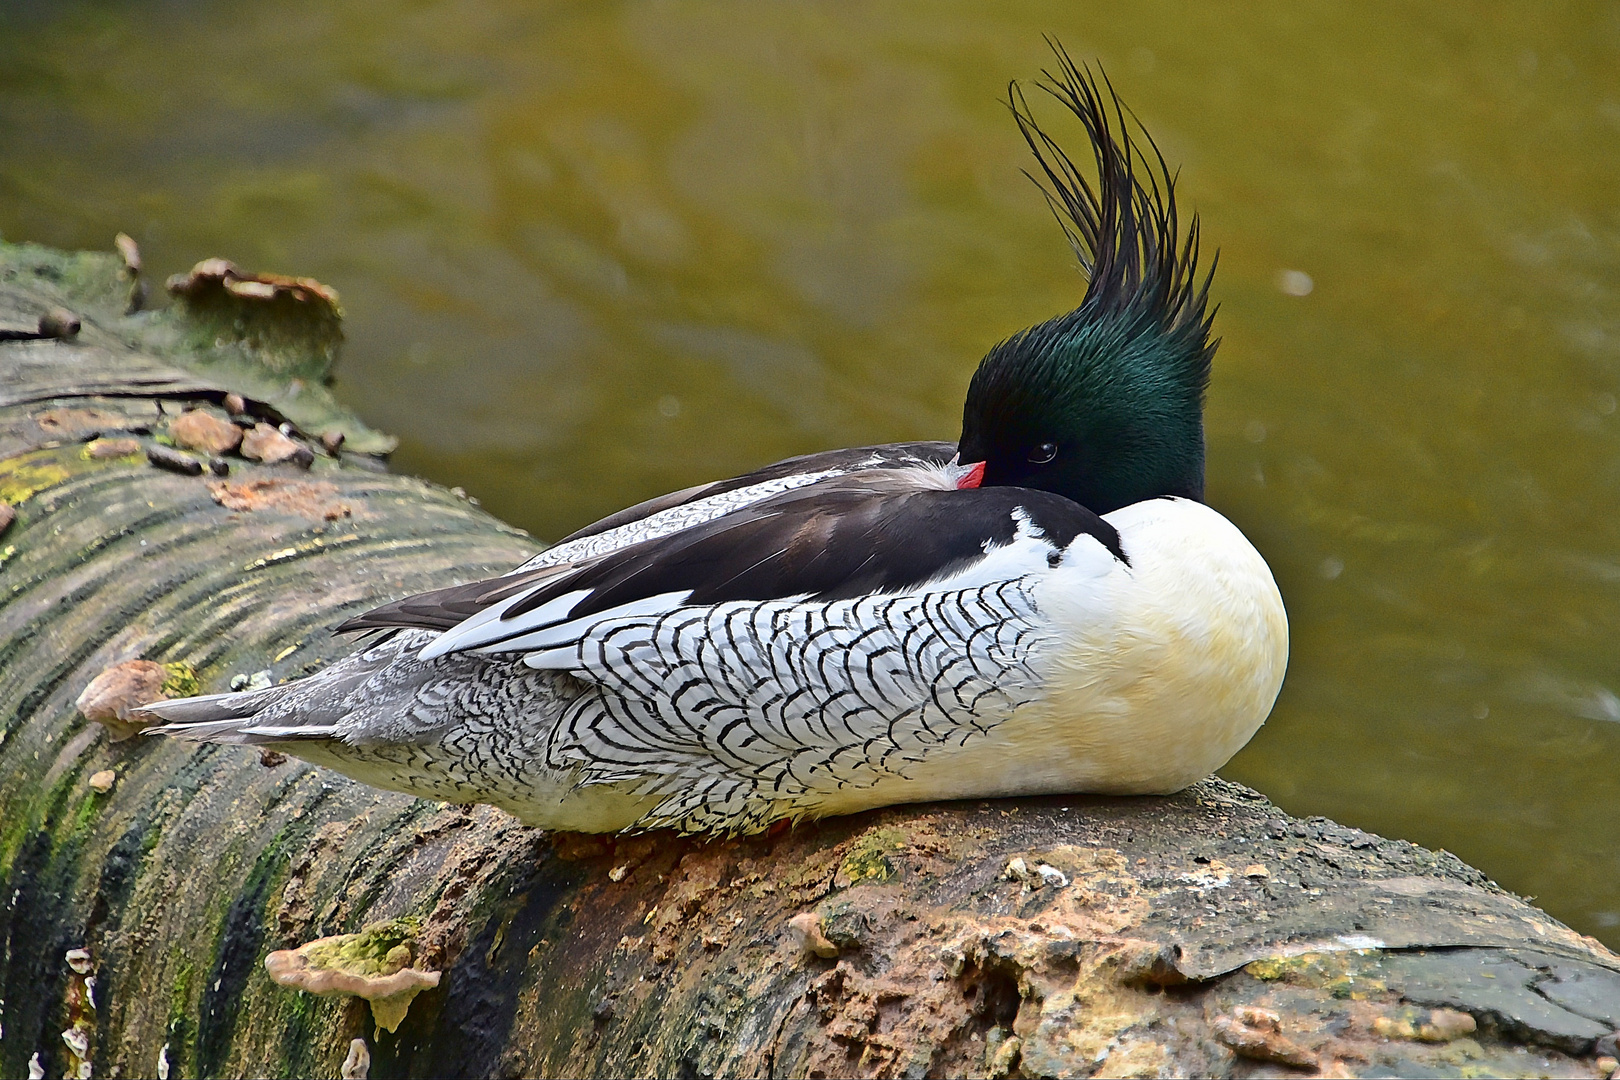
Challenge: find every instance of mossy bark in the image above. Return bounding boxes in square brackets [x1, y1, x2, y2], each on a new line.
[2, 240, 1617, 1080]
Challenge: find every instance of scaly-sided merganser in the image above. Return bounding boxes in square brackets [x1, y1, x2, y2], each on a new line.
[145, 53, 1288, 834]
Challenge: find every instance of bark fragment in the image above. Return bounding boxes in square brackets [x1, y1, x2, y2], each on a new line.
[169, 409, 243, 454]
[207, 477, 350, 520]
[239, 422, 304, 463]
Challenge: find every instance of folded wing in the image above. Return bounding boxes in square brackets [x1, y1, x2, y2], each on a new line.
[385, 478, 1122, 661]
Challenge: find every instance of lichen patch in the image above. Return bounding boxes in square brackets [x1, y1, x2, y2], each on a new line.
[836, 825, 910, 886]
[160, 661, 200, 699]
[0, 448, 74, 504]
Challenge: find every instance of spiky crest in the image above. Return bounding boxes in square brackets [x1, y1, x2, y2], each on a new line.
[958, 43, 1220, 516]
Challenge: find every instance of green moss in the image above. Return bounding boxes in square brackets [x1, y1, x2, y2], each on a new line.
[160, 661, 201, 699]
[139, 257, 395, 454]
[69, 792, 100, 836]
[838, 826, 909, 885]
[0, 238, 394, 454]
[0, 807, 31, 878]
[283, 986, 325, 1027]
[169, 959, 196, 1017]
[303, 917, 424, 977]
[33, 765, 84, 848]
[0, 743, 75, 874]
[0, 759, 58, 875]
[277, 988, 327, 1078]
[817, 898, 872, 949]
[0, 242, 135, 318]
[166, 960, 197, 1078]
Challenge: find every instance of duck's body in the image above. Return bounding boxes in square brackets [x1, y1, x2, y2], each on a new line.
[144, 54, 1289, 834]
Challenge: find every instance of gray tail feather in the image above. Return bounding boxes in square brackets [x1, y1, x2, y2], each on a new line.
[138, 630, 446, 747]
[138, 686, 341, 745]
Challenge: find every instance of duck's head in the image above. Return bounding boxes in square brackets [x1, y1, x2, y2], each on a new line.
[957, 50, 1217, 517]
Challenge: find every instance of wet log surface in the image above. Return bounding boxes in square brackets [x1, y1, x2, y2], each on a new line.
[1, 239, 1617, 1080]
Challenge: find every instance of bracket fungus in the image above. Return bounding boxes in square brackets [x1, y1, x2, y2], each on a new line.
[263, 919, 439, 1034]
[76, 660, 197, 740]
[165, 257, 344, 383]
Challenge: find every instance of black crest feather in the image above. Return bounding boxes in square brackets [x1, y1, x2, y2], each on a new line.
[1010, 41, 1218, 348]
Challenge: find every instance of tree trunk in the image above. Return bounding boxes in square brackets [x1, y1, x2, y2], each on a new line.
[2, 239, 1617, 1080]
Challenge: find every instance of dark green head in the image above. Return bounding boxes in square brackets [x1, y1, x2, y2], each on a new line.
[957, 49, 1218, 516]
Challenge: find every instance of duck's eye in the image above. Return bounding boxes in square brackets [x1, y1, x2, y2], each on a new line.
[1028, 441, 1057, 465]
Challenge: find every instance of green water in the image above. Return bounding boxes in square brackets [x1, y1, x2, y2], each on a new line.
[5, 2, 1618, 946]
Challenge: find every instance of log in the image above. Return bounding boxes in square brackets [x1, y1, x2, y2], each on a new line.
[2, 238, 1617, 1080]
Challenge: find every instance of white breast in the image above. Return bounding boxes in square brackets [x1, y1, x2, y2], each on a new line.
[871, 498, 1289, 802]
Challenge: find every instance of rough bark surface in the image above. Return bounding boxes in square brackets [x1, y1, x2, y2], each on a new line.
[2, 240, 1618, 1080]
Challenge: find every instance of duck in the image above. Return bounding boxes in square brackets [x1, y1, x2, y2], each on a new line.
[143, 52, 1288, 835]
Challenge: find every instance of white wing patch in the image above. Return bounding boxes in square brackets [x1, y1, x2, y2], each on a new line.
[525, 580, 1047, 832]
[511, 469, 844, 572]
[417, 587, 601, 660]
